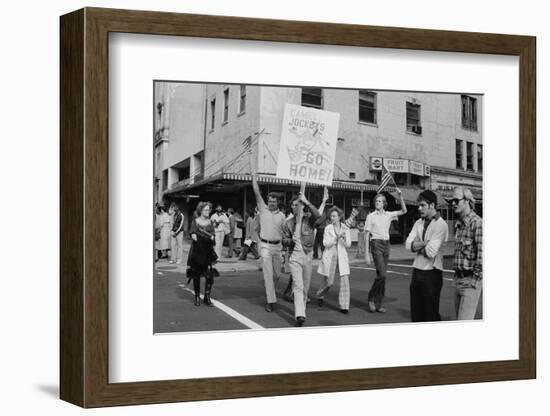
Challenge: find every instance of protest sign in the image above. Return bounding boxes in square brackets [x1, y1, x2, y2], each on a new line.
[276, 104, 340, 186]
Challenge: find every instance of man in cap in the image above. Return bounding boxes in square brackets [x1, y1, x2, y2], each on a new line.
[405, 190, 449, 322]
[448, 187, 483, 320]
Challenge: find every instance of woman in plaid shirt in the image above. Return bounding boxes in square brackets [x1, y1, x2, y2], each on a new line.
[449, 187, 483, 320]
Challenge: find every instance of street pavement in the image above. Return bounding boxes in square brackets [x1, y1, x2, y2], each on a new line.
[153, 241, 482, 333]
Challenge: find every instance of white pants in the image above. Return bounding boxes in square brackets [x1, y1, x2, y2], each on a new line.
[260, 242, 282, 304]
[214, 230, 225, 258]
[289, 250, 313, 318]
[171, 232, 184, 262]
[316, 255, 350, 310]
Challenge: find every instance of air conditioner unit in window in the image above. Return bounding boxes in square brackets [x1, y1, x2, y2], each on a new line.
[412, 125, 422, 134]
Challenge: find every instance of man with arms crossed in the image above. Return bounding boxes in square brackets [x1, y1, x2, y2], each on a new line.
[364, 190, 407, 313]
[250, 160, 286, 312]
[405, 190, 448, 322]
[449, 187, 483, 320]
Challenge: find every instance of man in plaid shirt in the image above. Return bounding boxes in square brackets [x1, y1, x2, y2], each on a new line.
[449, 187, 483, 320]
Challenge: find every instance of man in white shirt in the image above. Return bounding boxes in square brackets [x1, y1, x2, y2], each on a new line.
[405, 190, 449, 322]
[169, 203, 185, 264]
[364, 190, 407, 313]
[250, 157, 286, 312]
[211, 205, 229, 258]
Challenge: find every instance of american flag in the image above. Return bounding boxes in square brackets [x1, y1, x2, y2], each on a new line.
[377, 165, 394, 193]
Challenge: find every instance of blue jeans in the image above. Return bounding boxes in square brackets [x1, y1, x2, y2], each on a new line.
[454, 276, 482, 320]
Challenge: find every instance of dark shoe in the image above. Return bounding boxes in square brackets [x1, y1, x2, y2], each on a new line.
[203, 294, 214, 307]
[340, 309, 349, 314]
[317, 298, 324, 307]
[368, 301, 376, 313]
[296, 316, 306, 327]
[265, 303, 275, 312]
[194, 295, 201, 306]
[203, 279, 214, 307]
[376, 307, 387, 313]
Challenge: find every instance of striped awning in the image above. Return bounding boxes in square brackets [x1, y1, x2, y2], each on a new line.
[165, 172, 382, 195]
[222, 173, 381, 191]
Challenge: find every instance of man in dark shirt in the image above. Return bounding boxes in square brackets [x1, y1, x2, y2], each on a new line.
[282, 190, 322, 326]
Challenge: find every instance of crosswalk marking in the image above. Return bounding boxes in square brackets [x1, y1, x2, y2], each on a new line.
[350, 266, 454, 282]
[387, 263, 455, 273]
[182, 287, 265, 330]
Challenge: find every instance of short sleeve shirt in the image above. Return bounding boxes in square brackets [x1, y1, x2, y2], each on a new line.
[258, 205, 285, 242]
[364, 210, 399, 240]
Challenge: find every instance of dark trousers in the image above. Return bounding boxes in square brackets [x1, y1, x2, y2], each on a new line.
[313, 228, 325, 259]
[410, 268, 443, 322]
[368, 239, 390, 307]
[226, 234, 235, 257]
[239, 242, 259, 259]
[193, 274, 214, 296]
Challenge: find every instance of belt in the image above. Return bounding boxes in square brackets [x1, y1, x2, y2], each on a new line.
[455, 270, 474, 278]
[261, 238, 281, 245]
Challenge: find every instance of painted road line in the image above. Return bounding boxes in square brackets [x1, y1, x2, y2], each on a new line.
[350, 266, 409, 276]
[387, 263, 455, 274]
[351, 266, 454, 282]
[182, 287, 265, 330]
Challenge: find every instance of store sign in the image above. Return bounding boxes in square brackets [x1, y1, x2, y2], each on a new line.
[370, 157, 383, 171]
[409, 160, 424, 176]
[370, 156, 430, 177]
[384, 158, 409, 173]
[276, 104, 340, 186]
[352, 198, 369, 207]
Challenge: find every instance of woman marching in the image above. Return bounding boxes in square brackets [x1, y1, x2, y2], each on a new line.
[315, 206, 352, 314]
[187, 202, 218, 307]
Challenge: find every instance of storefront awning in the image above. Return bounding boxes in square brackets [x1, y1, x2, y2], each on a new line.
[165, 172, 382, 195]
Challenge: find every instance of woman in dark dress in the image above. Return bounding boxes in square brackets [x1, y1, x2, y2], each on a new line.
[187, 201, 218, 306]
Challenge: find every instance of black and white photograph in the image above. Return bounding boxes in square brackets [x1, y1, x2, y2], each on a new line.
[153, 81, 484, 332]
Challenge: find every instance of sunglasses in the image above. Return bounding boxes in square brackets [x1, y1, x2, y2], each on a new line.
[450, 198, 465, 205]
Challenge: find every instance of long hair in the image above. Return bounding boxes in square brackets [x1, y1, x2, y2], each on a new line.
[195, 201, 212, 218]
[328, 206, 345, 222]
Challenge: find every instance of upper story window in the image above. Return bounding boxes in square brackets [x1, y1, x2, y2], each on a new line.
[359, 91, 376, 124]
[162, 169, 168, 191]
[301, 87, 323, 109]
[406, 101, 422, 134]
[466, 142, 474, 171]
[223, 88, 229, 123]
[239, 85, 246, 114]
[210, 98, 216, 130]
[456, 139, 463, 169]
[477, 144, 483, 172]
[461, 95, 478, 131]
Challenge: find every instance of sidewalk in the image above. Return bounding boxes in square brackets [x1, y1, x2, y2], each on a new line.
[156, 240, 456, 274]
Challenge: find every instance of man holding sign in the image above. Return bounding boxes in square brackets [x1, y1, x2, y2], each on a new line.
[250, 156, 286, 313]
[282, 186, 322, 326]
